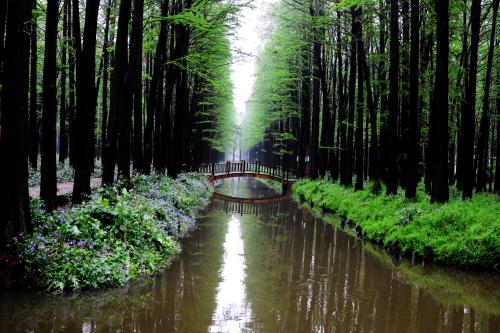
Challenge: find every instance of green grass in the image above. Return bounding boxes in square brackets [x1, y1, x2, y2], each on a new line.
[15, 173, 211, 292]
[293, 179, 500, 270]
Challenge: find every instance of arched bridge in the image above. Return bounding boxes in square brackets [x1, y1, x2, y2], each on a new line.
[199, 161, 298, 194]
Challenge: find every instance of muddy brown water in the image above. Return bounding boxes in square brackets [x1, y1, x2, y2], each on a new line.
[1, 178, 499, 333]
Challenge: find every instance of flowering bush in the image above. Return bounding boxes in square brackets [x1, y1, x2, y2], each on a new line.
[17, 173, 210, 292]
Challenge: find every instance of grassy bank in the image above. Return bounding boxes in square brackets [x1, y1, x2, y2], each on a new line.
[293, 180, 500, 270]
[14, 173, 210, 292]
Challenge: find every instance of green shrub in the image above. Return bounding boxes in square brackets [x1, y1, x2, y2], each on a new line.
[16, 173, 210, 292]
[293, 180, 500, 270]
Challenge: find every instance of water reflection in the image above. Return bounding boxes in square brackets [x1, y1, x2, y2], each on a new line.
[214, 178, 279, 199]
[0, 178, 499, 332]
[209, 215, 252, 332]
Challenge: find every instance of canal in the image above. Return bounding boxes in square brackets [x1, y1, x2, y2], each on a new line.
[0, 178, 499, 332]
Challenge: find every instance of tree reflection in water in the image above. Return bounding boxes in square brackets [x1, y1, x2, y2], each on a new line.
[0, 178, 499, 332]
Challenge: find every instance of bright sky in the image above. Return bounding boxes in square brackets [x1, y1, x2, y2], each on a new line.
[230, 0, 277, 126]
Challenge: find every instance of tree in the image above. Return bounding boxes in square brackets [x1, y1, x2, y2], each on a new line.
[72, 0, 101, 203]
[461, 0, 481, 199]
[40, 0, 60, 210]
[405, 0, 420, 199]
[475, 0, 498, 192]
[0, 0, 33, 243]
[430, 0, 449, 203]
[131, 0, 144, 172]
[386, 0, 399, 195]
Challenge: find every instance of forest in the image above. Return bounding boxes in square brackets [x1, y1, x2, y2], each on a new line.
[244, 0, 499, 204]
[0, 0, 499, 292]
[0, 0, 240, 243]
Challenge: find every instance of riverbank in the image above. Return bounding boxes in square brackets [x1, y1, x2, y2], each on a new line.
[8, 173, 210, 292]
[293, 180, 500, 270]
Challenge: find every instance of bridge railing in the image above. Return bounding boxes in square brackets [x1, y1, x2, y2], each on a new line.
[199, 161, 296, 181]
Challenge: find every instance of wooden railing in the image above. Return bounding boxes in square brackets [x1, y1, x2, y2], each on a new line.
[199, 161, 296, 181]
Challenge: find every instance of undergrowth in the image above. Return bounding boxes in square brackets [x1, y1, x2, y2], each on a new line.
[293, 180, 500, 270]
[15, 173, 210, 292]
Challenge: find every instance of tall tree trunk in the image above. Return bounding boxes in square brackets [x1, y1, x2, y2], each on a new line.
[67, 0, 76, 166]
[495, 75, 500, 193]
[103, 0, 132, 184]
[475, 0, 498, 192]
[59, 0, 69, 164]
[72, 0, 100, 202]
[386, 0, 399, 195]
[399, 0, 410, 188]
[341, 8, 357, 188]
[309, 3, 321, 180]
[101, 0, 113, 155]
[354, 6, 364, 191]
[131, 0, 144, 172]
[461, 0, 480, 199]
[29, 1, 38, 169]
[143, 0, 170, 175]
[298, 47, 311, 178]
[430, 0, 449, 203]
[40, 0, 59, 211]
[405, 0, 420, 199]
[0, 0, 33, 242]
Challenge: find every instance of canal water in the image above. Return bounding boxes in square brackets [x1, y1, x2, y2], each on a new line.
[1, 178, 499, 332]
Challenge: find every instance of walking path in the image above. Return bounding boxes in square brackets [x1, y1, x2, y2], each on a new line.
[29, 178, 102, 199]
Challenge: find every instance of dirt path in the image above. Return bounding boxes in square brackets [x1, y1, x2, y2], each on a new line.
[29, 178, 102, 199]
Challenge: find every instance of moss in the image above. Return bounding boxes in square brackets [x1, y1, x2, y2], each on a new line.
[293, 180, 500, 270]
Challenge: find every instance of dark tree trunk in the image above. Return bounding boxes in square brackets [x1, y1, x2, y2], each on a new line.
[354, 6, 364, 191]
[29, 1, 38, 169]
[386, 0, 399, 195]
[405, 0, 420, 199]
[103, 0, 132, 184]
[495, 76, 500, 193]
[72, 0, 100, 203]
[360, 41, 378, 184]
[101, 0, 113, 154]
[145, 0, 169, 175]
[341, 8, 357, 188]
[59, 0, 69, 164]
[309, 3, 320, 180]
[475, 0, 498, 192]
[40, 0, 59, 211]
[461, 0, 480, 199]
[0, 0, 32, 241]
[131, 0, 144, 172]
[67, 0, 76, 166]
[298, 48, 311, 178]
[430, 0, 449, 203]
[331, 12, 344, 182]
[399, 0, 410, 188]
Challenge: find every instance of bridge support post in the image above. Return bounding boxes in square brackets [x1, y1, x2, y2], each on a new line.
[211, 163, 215, 177]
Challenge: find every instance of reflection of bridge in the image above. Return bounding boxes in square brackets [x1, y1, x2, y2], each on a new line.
[210, 197, 283, 216]
[199, 161, 298, 193]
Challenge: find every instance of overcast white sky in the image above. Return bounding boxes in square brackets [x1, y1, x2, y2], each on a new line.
[230, 0, 277, 126]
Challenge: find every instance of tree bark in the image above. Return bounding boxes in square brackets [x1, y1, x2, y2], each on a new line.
[461, 0, 480, 199]
[131, 0, 144, 172]
[430, 0, 449, 203]
[29, 1, 38, 169]
[72, 0, 101, 202]
[386, 0, 399, 195]
[354, 6, 364, 191]
[59, 0, 69, 164]
[40, 0, 59, 211]
[103, 0, 132, 184]
[475, 0, 498, 192]
[405, 0, 420, 199]
[0, 0, 32, 241]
